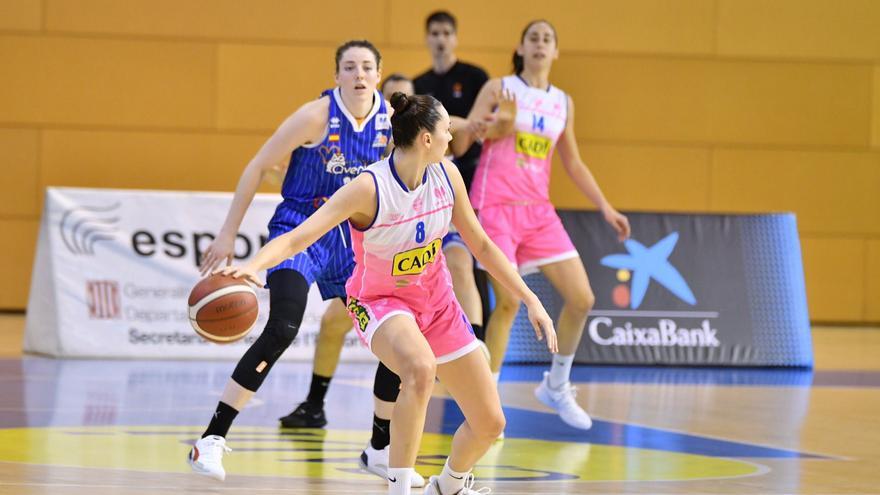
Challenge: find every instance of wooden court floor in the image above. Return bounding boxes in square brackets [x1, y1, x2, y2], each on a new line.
[0, 313, 878, 494]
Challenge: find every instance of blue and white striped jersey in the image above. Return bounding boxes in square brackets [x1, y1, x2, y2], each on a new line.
[280, 87, 390, 212]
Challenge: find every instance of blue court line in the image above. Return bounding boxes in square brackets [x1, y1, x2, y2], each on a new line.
[498, 364, 880, 388]
[433, 398, 831, 460]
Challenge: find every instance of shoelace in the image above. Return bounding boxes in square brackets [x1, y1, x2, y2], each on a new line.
[561, 384, 584, 409]
[549, 379, 578, 399]
[204, 441, 232, 458]
[461, 473, 492, 494]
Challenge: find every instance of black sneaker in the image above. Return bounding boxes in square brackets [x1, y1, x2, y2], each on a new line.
[279, 401, 327, 428]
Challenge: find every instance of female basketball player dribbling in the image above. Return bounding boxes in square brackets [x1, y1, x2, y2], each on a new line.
[461, 20, 631, 431]
[218, 92, 557, 495]
[189, 40, 422, 486]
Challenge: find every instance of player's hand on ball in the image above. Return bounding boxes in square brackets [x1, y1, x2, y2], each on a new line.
[199, 232, 236, 276]
[525, 296, 557, 353]
[213, 265, 264, 288]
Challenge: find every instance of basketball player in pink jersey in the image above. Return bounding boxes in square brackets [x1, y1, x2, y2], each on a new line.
[217, 92, 557, 495]
[461, 20, 631, 431]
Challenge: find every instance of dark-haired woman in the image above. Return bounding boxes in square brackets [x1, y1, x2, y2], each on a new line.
[217, 92, 557, 495]
[189, 40, 421, 484]
[463, 20, 631, 431]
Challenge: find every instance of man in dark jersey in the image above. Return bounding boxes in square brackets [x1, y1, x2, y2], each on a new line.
[414, 11, 488, 190]
[414, 11, 491, 346]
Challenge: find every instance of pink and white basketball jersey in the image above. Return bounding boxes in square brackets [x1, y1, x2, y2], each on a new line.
[346, 154, 457, 309]
[470, 75, 568, 209]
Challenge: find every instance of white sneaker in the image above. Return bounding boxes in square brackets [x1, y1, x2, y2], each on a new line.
[358, 444, 425, 488]
[534, 371, 593, 430]
[188, 435, 231, 481]
[424, 473, 491, 494]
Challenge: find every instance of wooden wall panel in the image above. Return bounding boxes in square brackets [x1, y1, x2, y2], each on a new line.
[0, 129, 40, 217]
[550, 144, 711, 212]
[0, 0, 41, 31]
[217, 44, 343, 131]
[709, 61, 873, 147]
[717, 0, 880, 60]
[0, 2, 877, 320]
[555, 57, 872, 146]
[389, 0, 716, 55]
[0, 220, 38, 309]
[867, 240, 880, 321]
[46, 0, 386, 43]
[0, 36, 215, 128]
[215, 45, 507, 131]
[710, 149, 880, 236]
[40, 130, 269, 195]
[800, 237, 865, 322]
[873, 66, 880, 148]
[556, 57, 713, 142]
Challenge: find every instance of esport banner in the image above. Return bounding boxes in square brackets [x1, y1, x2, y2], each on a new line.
[505, 211, 813, 367]
[24, 187, 373, 361]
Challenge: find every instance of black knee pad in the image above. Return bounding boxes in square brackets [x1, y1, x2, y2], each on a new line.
[373, 362, 402, 402]
[231, 270, 309, 391]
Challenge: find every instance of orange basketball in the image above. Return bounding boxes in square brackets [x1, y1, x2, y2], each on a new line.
[188, 273, 259, 344]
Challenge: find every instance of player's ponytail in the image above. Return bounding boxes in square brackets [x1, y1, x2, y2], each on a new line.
[389, 93, 443, 148]
[512, 52, 524, 75]
[390, 92, 411, 114]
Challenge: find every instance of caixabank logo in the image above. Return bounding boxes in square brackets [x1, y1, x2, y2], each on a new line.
[600, 232, 695, 310]
[588, 232, 720, 348]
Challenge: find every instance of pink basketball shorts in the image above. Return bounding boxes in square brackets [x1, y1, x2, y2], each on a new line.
[477, 202, 578, 274]
[346, 295, 479, 364]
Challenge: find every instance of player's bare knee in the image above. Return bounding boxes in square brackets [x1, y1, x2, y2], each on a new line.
[494, 291, 522, 315]
[401, 359, 436, 398]
[567, 287, 595, 316]
[476, 410, 506, 439]
[447, 252, 473, 276]
[319, 313, 351, 338]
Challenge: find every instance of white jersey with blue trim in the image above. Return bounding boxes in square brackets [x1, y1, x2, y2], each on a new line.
[347, 154, 457, 306]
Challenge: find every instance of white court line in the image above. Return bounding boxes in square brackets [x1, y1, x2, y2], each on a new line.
[591, 310, 720, 318]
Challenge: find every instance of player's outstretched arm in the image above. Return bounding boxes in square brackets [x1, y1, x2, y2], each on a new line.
[448, 116, 472, 158]
[200, 97, 330, 275]
[216, 173, 376, 286]
[444, 160, 557, 353]
[556, 95, 630, 242]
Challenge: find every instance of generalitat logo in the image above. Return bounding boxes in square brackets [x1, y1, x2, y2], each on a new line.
[86, 280, 121, 319]
[590, 232, 718, 348]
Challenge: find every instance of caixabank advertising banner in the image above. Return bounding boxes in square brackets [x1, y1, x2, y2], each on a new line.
[506, 211, 812, 367]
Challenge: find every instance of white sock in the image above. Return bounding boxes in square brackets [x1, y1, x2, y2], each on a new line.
[549, 353, 575, 389]
[438, 458, 469, 495]
[387, 467, 412, 495]
[492, 371, 500, 384]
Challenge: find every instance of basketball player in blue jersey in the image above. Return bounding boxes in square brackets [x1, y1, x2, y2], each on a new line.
[189, 40, 422, 486]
